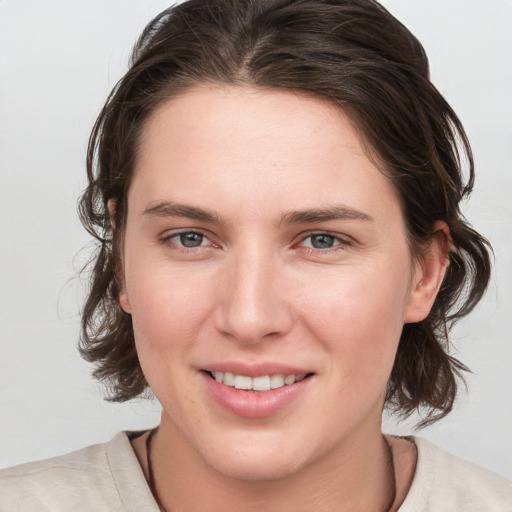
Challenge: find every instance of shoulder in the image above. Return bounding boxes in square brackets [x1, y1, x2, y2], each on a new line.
[399, 436, 512, 512]
[0, 431, 157, 512]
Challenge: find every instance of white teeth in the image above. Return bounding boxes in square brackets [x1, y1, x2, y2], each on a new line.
[252, 376, 271, 391]
[284, 374, 296, 385]
[223, 372, 235, 386]
[211, 371, 306, 391]
[270, 374, 285, 389]
[234, 375, 252, 390]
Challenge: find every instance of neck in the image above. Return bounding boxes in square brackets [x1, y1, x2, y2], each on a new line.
[146, 415, 396, 512]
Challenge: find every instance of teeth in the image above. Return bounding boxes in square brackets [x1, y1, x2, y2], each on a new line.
[234, 375, 252, 390]
[284, 375, 295, 385]
[253, 376, 271, 391]
[270, 374, 284, 389]
[223, 372, 235, 386]
[211, 371, 306, 391]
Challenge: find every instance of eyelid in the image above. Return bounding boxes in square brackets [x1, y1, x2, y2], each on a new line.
[158, 228, 353, 251]
[159, 228, 217, 248]
[296, 231, 353, 249]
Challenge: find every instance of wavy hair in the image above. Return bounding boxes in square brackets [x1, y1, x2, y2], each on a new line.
[79, 0, 492, 425]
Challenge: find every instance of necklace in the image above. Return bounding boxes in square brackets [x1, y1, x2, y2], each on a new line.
[146, 428, 166, 511]
[146, 428, 396, 512]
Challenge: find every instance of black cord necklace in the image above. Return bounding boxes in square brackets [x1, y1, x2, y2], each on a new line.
[146, 428, 166, 512]
[146, 427, 396, 512]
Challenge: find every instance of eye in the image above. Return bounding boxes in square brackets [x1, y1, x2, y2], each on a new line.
[307, 234, 336, 249]
[161, 231, 211, 249]
[178, 232, 206, 248]
[299, 233, 349, 250]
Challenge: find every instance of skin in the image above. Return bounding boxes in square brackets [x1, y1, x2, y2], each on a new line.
[119, 85, 448, 511]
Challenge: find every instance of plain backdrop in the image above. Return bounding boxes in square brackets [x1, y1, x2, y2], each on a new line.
[0, 0, 511, 479]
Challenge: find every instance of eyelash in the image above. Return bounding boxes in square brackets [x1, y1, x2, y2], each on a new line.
[297, 232, 352, 252]
[160, 230, 351, 253]
[160, 230, 213, 250]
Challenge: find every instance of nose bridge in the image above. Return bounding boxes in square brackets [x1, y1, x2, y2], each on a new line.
[216, 241, 291, 343]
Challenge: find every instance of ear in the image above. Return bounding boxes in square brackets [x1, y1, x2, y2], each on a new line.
[404, 221, 451, 323]
[108, 199, 132, 315]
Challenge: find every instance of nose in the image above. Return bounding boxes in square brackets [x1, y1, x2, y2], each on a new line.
[214, 246, 293, 345]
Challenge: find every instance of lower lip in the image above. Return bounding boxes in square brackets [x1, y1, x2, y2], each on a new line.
[201, 372, 312, 419]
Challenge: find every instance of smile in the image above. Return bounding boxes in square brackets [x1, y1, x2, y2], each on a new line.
[209, 371, 308, 392]
[203, 369, 314, 418]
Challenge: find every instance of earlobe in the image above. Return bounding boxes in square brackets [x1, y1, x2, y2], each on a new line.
[108, 199, 132, 314]
[404, 222, 451, 323]
[117, 269, 132, 314]
[107, 199, 117, 231]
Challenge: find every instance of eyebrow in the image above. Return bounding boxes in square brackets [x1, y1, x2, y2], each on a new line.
[142, 201, 226, 225]
[280, 205, 373, 224]
[142, 201, 372, 226]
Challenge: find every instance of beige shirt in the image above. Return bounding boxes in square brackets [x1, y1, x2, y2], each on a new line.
[1, 432, 511, 511]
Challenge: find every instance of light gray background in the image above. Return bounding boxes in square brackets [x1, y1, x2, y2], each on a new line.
[1, 0, 511, 479]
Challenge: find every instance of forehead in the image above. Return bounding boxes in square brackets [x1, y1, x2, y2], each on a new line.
[130, 85, 403, 229]
[137, 85, 356, 170]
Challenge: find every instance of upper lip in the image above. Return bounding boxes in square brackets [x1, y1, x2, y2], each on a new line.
[202, 362, 313, 377]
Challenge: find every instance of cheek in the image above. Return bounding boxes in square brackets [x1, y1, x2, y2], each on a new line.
[125, 261, 218, 361]
[126, 270, 215, 403]
[300, 261, 410, 380]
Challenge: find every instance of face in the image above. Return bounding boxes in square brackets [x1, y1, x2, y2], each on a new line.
[119, 86, 442, 481]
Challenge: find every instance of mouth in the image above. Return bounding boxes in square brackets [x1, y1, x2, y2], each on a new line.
[204, 370, 313, 392]
[201, 367, 315, 418]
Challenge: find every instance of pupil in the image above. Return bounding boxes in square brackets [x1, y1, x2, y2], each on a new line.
[312, 235, 334, 249]
[180, 233, 203, 247]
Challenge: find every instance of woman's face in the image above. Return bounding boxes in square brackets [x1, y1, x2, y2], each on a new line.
[119, 86, 438, 481]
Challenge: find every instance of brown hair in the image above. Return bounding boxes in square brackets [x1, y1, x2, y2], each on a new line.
[79, 0, 492, 425]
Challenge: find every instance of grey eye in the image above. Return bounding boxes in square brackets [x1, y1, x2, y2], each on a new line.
[179, 232, 204, 247]
[309, 234, 336, 249]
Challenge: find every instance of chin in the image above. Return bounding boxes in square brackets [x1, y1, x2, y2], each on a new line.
[198, 437, 312, 482]
[209, 455, 302, 482]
